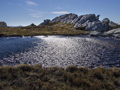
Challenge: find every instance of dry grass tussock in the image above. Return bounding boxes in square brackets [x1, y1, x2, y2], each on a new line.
[0, 65, 120, 90]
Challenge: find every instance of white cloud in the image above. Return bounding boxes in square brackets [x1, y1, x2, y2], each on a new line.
[26, 1, 37, 6]
[51, 11, 70, 14]
[29, 14, 42, 18]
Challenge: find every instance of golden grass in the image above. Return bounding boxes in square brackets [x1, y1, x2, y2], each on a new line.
[0, 23, 89, 36]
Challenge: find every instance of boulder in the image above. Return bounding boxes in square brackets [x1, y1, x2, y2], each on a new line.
[104, 28, 120, 38]
[0, 22, 7, 27]
[109, 21, 118, 27]
[89, 31, 102, 36]
[41, 19, 51, 25]
[83, 20, 103, 31]
[30, 23, 36, 26]
[101, 18, 110, 31]
[74, 14, 98, 27]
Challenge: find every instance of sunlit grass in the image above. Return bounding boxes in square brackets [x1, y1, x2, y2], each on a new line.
[0, 23, 89, 36]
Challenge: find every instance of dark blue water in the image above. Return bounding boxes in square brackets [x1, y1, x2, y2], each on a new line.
[0, 36, 120, 68]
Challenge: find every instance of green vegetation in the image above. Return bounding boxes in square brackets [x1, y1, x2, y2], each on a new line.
[0, 65, 120, 90]
[0, 23, 88, 36]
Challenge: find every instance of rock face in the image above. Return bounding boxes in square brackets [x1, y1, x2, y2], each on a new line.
[104, 28, 120, 38]
[101, 18, 110, 31]
[51, 13, 78, 24]
[0, 22, 7, 27]
[50, 13, 118, 31]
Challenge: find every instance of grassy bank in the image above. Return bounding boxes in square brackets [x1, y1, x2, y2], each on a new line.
[0, 23, 88, 36]
[0, 65, 120, 90]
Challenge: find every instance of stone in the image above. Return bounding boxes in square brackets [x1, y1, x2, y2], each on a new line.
[51, 13, 78, 24]
[109, 21, 118, 27]
[104, 28, 120, 35]
[101, 18, 110, 31]
[84, 20, 103, 31]
[0, 22, 7, 27]
[41, 19, 51, 25]
[104, 28, 120, 37]
[74, 14, 98, 28]
[89, 31, 102, 36]
[50, 13, 119, 31]
[30, 23, 36, 26]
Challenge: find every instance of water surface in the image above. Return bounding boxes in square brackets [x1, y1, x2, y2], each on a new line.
[0, 36, 120, 68]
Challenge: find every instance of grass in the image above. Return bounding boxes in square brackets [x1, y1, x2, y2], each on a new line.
[0, 65, 119, 90]
[0, 23, 89, 37]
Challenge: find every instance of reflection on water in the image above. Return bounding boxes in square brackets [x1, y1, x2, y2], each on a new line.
[0, 36, 120, 68]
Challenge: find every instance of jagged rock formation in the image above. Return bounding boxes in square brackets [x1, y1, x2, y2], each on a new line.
[41, 19, 51, 25]
[0, 22, 7, 27]
[50, 13, 118, 31]
[51, 13, 78, 24]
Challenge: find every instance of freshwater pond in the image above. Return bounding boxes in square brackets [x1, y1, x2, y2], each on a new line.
[0, 36, 120, 68]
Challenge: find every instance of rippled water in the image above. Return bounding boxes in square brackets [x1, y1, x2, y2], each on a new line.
[0, 36, 120, 68]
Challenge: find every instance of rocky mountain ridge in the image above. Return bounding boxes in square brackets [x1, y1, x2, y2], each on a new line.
[49, 13, 119, 31]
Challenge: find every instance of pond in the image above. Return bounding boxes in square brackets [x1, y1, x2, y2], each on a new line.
[0, 36, 120, 68]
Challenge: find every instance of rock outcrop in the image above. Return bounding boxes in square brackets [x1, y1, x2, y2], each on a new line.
[51, 13, 78, 24]
[0, 22, 7, 27]
[104, 28, 120, 38]
[30, 23, 36, 26]
[109, 21, 119, 27]
[41, 19, 51, 25]
[50, 13, 118, 31]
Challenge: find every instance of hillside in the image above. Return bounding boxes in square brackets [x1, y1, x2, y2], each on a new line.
[0, 22, 88, 37]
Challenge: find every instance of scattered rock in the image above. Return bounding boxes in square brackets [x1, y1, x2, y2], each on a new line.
[0, 22, 7, 27]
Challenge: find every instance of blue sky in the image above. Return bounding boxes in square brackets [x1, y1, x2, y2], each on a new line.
[0, 0, 120, 26]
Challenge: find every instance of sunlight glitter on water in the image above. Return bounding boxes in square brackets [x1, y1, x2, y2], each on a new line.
[0, 36, 120, 68]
